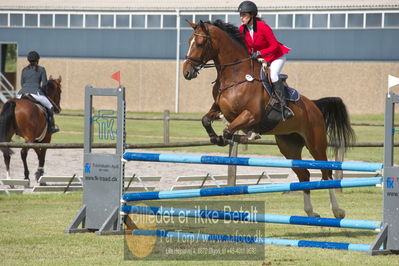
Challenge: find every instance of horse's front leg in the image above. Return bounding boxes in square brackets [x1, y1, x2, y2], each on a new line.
[223, 110, 259, 143]
[202, 103, 228, 146]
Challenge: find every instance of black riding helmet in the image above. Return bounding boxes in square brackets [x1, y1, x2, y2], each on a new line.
[237, 1, 258, 16]
[27, 51, 40, 63]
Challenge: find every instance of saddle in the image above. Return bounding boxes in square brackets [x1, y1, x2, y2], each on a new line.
[260, 69, 300, 102]
[254, 70, 301, 133]
[20, 94, 49, 119]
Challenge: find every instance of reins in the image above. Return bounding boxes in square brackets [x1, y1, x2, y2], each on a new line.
[198, 57, 252, 69]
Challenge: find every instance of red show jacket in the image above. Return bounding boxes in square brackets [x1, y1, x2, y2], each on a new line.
[239, 20, 291, 63]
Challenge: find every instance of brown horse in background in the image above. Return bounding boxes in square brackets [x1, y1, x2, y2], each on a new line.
[183, 20, 355, 219]
[0, 76, 62, 183]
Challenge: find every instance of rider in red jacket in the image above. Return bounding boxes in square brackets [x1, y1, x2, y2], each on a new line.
[238, 1, 294, 120]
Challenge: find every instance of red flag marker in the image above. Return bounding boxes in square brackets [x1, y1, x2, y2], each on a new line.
[111, 71, 121, 86]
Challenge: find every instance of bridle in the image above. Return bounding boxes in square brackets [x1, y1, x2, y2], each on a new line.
[185, 31, 213, 72]
[185, 26, 251, 73]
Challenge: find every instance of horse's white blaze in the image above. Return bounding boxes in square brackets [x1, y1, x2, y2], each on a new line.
[184, 38, 196, 63]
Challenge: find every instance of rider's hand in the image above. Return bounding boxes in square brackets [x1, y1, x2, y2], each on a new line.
[250, 51, 261, 59]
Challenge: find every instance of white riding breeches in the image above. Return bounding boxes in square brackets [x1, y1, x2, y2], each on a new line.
[17, 92, 53, 110]
[270, 55, 286, 83]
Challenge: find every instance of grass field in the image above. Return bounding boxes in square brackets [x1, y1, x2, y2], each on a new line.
[1, 188, 398, 265]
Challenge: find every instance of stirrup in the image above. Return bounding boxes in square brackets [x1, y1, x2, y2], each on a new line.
[282, 106, 294, 121]
[49, 124, 60, 134]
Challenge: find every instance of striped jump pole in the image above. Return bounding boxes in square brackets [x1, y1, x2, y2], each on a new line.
[132, 229, 372, 252]
[122, 177, 382, 202]
[123, 152, 383, 172]
[122, 205, 382, 230]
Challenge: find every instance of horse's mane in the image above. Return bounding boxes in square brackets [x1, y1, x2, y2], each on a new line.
[206, 20, 247, 50]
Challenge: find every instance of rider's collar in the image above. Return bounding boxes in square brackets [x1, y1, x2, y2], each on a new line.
[244, 19, 257, 33]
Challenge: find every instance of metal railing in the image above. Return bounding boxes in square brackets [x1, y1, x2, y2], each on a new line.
[0, 72, 15, 103]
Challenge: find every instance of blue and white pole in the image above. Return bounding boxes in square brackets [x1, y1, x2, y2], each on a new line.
[123, 177, 382, 202]
[123, 152, 383, 172]
[122, 205, 382, 230]
[132, 229, 372, 252]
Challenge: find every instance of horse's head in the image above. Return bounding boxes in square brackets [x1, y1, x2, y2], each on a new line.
[183, 20, 215, 80]
[47, 75, 62, 113]
[183, 20, 248, 81]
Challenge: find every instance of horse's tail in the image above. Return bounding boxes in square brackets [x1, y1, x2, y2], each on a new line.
[0, 101, 16, 156]
[313, 97, 355, 154]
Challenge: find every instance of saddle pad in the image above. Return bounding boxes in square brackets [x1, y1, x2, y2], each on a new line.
[260, 69, 300, 102]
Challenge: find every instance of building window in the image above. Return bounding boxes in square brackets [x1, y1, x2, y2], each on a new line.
[55, 14, 68, 27]
[295, 14, 310, 28]
[147, 15, 161, 28]
[385, 13, 399, 27]
[195, 14, 209, 23]
[366, 13, 382, 28]
[0, 14, 8, 26]
[348, 13, 363, 28]
[227, 14, 241, 26]
[163, 15, 176, 28]
[116, 15, 129, 28]
[25, 14, 38, 27]
[85, 14, 98, 27]
[181, 15, 193, 28]
[70, 14, 83, 27]
[330, 14, 345, 28]
[40, 14, 53, 27]
[211, 14, 225, 22]
[10, 13, 23, 27]
[131, 15, 145, 28]
[263, 14, 276, 28]
[312, 14, 328, 28]
[1, 11, 394, 30]
[278, 14, 293, 28]
[101, 14, 114, 28]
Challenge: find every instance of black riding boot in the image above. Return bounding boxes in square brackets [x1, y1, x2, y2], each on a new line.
[47, 108, 59, 134]
[272, 79, 294, 120]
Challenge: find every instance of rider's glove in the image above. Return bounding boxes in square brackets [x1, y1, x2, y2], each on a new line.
[250, 51, 262, 59]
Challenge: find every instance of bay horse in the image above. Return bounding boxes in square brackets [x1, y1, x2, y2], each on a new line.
[183, 20, 355, 219]
[0, 76, 62, 183]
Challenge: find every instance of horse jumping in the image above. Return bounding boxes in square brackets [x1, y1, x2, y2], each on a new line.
[182, 20, 355, 219]
[0, 76, 62, 182]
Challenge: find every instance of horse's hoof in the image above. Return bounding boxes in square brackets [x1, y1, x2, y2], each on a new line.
[35, 171, 43, 182]
[211, 136, 228, 146]
[210, 136, 218, 144]
[333, 208, 346, 219]
[306, 211, 320, 218]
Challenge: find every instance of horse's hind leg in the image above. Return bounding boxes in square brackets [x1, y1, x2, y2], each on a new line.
[275, 134, 321, 217]
[34, 148, 47, 182]
[2, 149, 12, 179]
[21, 148, 30, 180]
[305, 131, 345, 219]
